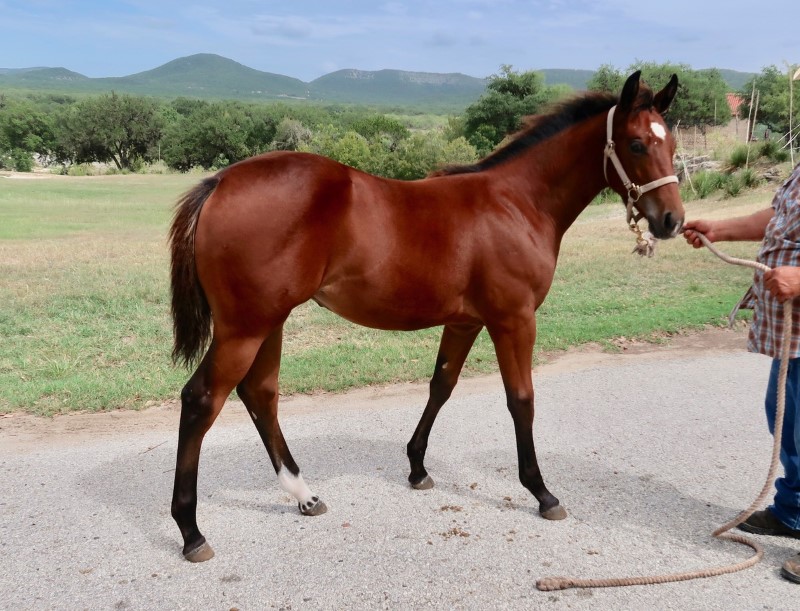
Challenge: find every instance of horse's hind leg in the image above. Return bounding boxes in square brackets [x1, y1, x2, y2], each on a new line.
[236, 324, 327, 516]
[407, 324, 482, 489]
[171, 336, 263, 562]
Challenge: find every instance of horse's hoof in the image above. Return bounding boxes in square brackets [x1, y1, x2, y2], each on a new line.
[299, 497, 328, 516]
[410, 474, 434, 490]
[540, 504, 568, 520]
[184, 540, 215, 563]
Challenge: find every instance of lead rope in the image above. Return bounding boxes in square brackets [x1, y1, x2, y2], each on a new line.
[537, 233, 791, 591]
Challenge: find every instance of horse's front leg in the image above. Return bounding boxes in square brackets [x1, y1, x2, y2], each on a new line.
[488, 315, 567, 520]
[407, 324, 483, 489]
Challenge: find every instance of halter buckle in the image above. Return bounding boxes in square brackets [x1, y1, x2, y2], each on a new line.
[627, 184, 642, 203]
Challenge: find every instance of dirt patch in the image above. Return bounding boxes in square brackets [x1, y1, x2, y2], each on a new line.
[0, 326, 748, 450]
[534, 324, 749, 375]
[0, 170, 61, 180]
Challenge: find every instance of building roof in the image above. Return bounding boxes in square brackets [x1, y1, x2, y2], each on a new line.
[726, 92, 744, 117]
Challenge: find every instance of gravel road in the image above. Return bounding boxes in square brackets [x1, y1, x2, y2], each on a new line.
[1, 328, 797, 610]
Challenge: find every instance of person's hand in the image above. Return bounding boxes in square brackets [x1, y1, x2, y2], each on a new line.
[683, 219, 718, 248]
[764, 266, 800, 303]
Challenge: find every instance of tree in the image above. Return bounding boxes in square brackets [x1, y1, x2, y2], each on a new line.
[271, 118, 312, 151]
[0, 99, 55, 154]
[442, 115, 467, 142]
[300, 125, 381, 173]
[741, 65, 800, 136]
[378, 132, 477, 180]
[0, 98, 58, 169]
[348, 115, 409, 150]
[324, 130, 373, 170]
[586, 64, 625, 94]
[301, 124, 477, 180]
[171, 97, 209, 118]
[631, 62, 728, 129]
[161, 102, 257, 170]
[587, 62, 730, 130]
[245, 105, 279, 154]
[56, 93, 164, 169]
[462, 66, 562, 156]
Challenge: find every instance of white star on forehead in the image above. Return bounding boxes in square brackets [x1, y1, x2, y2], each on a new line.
[650, 122, 667, 141]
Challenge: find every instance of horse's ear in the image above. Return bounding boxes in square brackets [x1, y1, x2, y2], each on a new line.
[618, 70, 642, 112]
[653, 74, 679, 115]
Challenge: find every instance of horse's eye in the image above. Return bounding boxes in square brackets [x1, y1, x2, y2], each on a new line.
[630, 140, 647, 155]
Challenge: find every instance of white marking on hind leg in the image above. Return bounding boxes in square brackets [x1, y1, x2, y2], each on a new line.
[277, 466, 318, 509]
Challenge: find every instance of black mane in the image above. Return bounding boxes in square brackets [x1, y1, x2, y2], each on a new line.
[434, 91, 621, 176]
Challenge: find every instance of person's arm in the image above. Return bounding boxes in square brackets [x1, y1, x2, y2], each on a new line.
[683, 207, 774, 248]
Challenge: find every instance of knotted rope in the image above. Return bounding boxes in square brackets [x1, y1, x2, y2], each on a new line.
[537, 233, 791, 591]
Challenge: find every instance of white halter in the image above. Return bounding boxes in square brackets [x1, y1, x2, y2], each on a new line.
[603, 105, 679, 227]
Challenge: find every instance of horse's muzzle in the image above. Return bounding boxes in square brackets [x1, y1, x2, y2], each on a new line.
[648, 211, 684, 240]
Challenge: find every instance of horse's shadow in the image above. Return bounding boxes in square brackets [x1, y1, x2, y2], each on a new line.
[80, 420, 793, 561]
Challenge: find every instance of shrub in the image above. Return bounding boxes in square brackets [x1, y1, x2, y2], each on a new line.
[693, 170, 726, 199]
[738, 167, 760, 188]
[758, 139, 790, 163]
[137, 160, 169, 174]
[104, 166, 132, 175]
[271, 118, 312, 151]
[0, 149, 35, 172]
[10, 149, 34, 172]
[679, 181, 696, 201]
[210, 155, 230, 171]
[723, 173, 743, 198]
[66, 163, 92, 176]
[728, 144, 749, 169]
[590, 188, 621, 205]
[758, 139, 778, 159]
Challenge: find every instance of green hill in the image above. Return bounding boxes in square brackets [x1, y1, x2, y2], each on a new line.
[93, 54, 309, 99]
[539, 69, 594, 90]
[0, 54, 759, 109]
[0, 67, 50, 75]
[0, 67, 89, 86]
[717, 68, 754, 91]
[0, 54, 309, 100]
[308, 69, 486, 109]
[0, 54, 487, 109]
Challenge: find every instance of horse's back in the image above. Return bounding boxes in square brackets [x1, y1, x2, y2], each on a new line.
[192, 151, 492, 330]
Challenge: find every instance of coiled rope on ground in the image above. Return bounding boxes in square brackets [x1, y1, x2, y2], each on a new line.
[537, 233, 791, 591]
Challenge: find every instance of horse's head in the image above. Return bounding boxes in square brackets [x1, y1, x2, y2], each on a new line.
[605, 71, 684, 240]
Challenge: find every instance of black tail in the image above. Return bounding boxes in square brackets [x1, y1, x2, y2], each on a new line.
[168, 176, 220, 367]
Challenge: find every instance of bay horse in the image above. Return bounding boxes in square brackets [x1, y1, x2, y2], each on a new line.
[169, 71, 683, 561]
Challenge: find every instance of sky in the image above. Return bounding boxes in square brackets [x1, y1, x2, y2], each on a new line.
[1, 1, 796, 82]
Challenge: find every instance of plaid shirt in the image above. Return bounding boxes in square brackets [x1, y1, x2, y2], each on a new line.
[744, 163, 800, 358]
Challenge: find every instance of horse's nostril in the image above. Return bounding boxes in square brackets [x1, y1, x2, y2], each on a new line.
[664, 212, 674, 231]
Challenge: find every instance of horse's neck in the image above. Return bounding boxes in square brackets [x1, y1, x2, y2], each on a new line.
[503, 115, 609, 239]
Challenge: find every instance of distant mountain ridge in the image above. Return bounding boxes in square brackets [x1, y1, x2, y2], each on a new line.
[309, 68, 488, 107]
[0, 53, 756, 110]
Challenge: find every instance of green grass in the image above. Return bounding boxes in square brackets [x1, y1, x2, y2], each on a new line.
[0, 174, 198, 415]
[0, 173, 772, 415]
